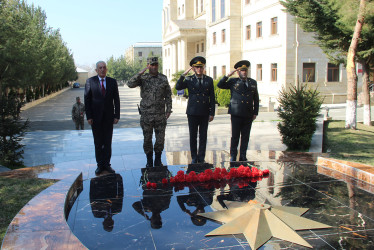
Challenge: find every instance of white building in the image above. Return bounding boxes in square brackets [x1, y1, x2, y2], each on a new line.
[162, 0, 357, 105]
[125, 42, 163, 65]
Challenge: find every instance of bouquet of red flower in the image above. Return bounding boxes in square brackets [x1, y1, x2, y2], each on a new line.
[145, 165, 270, 190]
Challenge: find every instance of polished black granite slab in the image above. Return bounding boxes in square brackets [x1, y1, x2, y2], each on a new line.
[67, 161, 374, 249]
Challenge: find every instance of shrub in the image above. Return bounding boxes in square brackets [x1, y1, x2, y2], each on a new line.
[171, 70, 189, 97]
[277, 84, 323, 150]
[0, 93, 29, 167]
[214, 77, 231, 107]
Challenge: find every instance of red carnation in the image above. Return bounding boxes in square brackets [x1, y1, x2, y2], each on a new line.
[146, 181, 152, 188]
[263, 169, 270, 175]
[162, 178, 168, 184]
[151, 183, 157, 189]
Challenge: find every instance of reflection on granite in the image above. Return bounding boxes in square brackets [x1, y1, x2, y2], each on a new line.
[2, 124, 374, 249]
[65, 159, 374, 249]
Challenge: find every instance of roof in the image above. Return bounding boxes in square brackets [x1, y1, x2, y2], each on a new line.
[133, 42, 162, 48]
[76, 67, 88, 73]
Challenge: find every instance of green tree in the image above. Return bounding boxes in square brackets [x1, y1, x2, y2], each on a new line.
[281, 0, 374, 128]
[0, 0, 77, 166]
[277, 84, 323, 150]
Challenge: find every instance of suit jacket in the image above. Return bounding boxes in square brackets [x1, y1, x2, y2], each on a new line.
[176, 74, 215, 116]
[84, 75, 120, 123]
[217, 76, 259, 117]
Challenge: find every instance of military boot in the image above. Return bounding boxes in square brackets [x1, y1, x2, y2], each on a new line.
[239, 155, 247, 161]
[146, 153, 153, 168]
[154, 152, 163, 167]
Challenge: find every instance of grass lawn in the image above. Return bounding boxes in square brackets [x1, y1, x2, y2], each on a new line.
[0, 177, 56, 243]
[323, 120, 374, 166]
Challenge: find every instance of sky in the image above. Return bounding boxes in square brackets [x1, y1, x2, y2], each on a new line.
[27, 0, 163, 67]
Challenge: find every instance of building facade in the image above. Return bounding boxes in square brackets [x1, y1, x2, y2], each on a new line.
[125, 42, 163, 65]
[162, 0, 359, 105]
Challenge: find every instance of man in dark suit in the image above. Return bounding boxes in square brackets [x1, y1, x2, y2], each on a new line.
[217, 60, 259, 162]
[176, 56, 215, 164]
[85, 61, 120, 175]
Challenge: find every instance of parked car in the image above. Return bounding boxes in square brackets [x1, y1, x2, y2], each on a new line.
[73, 82, 80, 88]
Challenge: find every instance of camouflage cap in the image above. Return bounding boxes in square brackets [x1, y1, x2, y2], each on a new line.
[147, 57, 159, 65]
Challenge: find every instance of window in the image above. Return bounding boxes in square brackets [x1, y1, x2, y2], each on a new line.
[151, 51, 154, 56]
[182, 4, 184, 14]
[271, 63, 277, 81]
[196, 44, 200, 53]
[271, 17, 278, 35]
[257, 64, 262, 81]
[220, 0, 225, 18]
[213, 66, 217, 79]
[201, 0, 204, 12]
[246, 25, 251, 40]
[178, 7, 180, 16]
[165, 49, 167, 56]
[222, 29, 226, 43]
[196, 0, 198, 15]
[212, 0, 216, 22]
[138, 51, 142, 57]
[327, 63, 339, 82]
[222, 65, 226, 76]
[201, 42, 204, 52]
[256, 22, 262, 38]
[303, 63, 316, 82]
[213, 32, 216, 45]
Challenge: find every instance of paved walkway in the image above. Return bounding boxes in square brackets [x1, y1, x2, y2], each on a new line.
[16, 86, 299, 168]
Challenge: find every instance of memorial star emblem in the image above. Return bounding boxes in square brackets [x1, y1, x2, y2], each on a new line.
[198, 200, 331, 249]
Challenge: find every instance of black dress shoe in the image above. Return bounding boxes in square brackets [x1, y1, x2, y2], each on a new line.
[105, 165, 115, 173]
[230, 156, 236, 162]
[95, 167, 104, 175]
[191, 158, 197, 164]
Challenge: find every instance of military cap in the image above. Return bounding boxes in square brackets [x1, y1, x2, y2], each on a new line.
[190, 56, 206, 67]
[234, 60, 250, 70]
[147, 57, 159, 65]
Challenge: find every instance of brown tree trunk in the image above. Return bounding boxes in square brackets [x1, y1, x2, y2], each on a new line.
[345, 0, 366, 129]
[361, 61, 372, 126]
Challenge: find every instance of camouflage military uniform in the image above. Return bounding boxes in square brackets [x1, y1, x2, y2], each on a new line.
[127, 72, 172, 155]
[72, 101, 85, 130]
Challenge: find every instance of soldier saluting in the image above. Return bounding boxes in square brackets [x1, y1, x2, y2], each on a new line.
[127, 57, 172, 167]
[176, 56, 215, 164]
[217, 60, 259, 162]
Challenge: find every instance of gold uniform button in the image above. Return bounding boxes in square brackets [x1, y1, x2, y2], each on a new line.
[241, 101, 244, 103]
[197, 101, 200, 103]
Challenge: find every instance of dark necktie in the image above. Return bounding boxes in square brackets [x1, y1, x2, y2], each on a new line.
[101, 79, 105, 96]
[243, 80, 248, 89]
[198, 78, 202, 87]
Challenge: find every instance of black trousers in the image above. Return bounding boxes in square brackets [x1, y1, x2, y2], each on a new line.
[230, 115, 253, 158]
[91, 115, 114, 168]
[187, 115, 209, 162]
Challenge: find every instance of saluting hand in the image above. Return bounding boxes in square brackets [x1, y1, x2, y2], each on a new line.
[182, 67, 193, 77]
[227, 69, 239, 77]
[139, 65, 150, 75]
